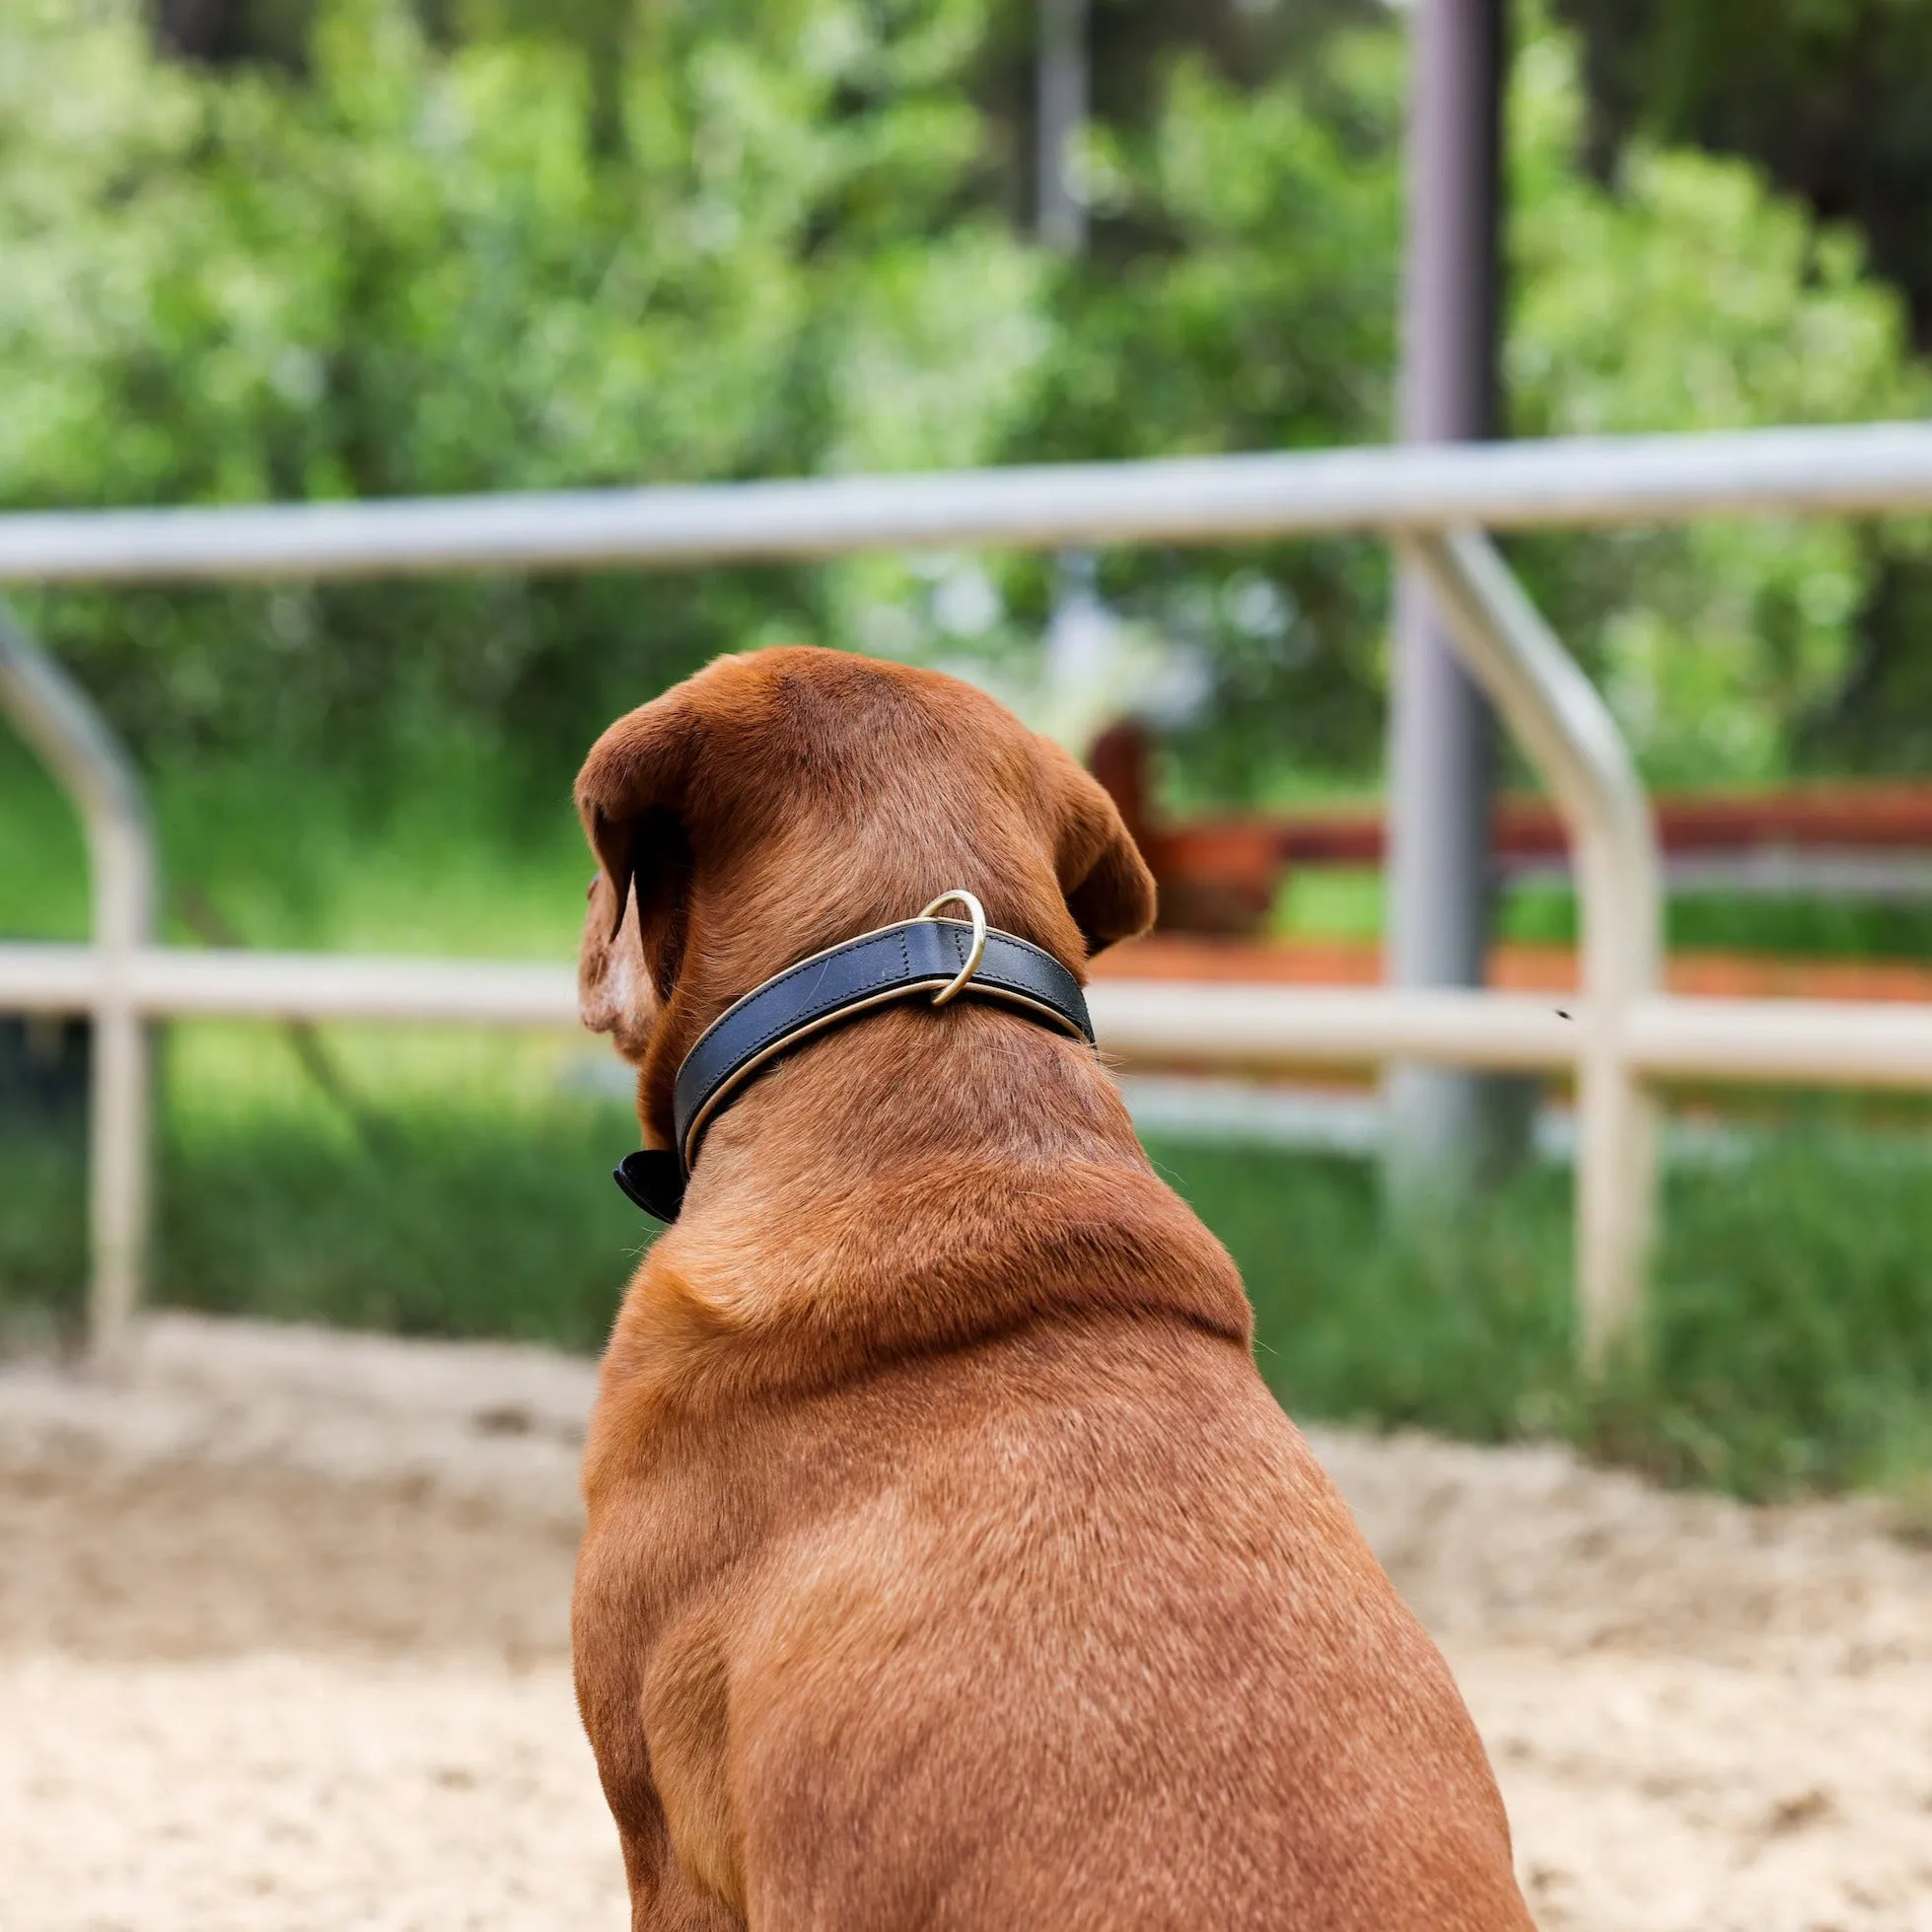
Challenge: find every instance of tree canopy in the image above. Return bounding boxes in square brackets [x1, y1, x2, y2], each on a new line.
[1558, 0, 1932, 345]
[2, 0, 1926, 804]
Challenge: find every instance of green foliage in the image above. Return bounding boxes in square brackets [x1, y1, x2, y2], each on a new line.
[4, 2, 1929, 799]
[0, 0, 1043, 779]
[1546, 0, 1932, 776]
[1016, 35, 1405, 794]
[1009, 7, 1932, 793]
[893, 12, 1932, 793]
[1043, 39, 1403, 460]
[1553, 0, 1932, 345]
[1505, 21, 1931, 787]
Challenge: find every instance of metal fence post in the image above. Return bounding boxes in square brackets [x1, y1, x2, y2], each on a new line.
[0, 604, 157, 1362]
[1386, 0, 1516, 1204]
[1400, 532, 1662, 1368]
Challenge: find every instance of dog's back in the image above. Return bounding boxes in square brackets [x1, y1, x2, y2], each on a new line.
[708, 1334, 1518, 1929]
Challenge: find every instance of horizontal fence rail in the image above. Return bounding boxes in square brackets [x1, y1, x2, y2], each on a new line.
[0, 946, 578, 1029]
[7, 418, 1932, 1362]
[10, 944, 1932, 1088]
[4, 421, 1932, 585]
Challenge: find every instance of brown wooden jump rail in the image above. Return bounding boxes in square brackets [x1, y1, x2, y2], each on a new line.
[1089, 721, 1932, 936]
[1090, 932, 1932, 1006]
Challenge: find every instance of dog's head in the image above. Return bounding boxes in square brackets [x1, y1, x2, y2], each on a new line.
[575, 646, 1154, 1133]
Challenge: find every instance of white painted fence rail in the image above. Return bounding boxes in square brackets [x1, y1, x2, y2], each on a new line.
[11, 947, 1932, 1088]
[6, 421, 1932, 582]
[5, 418, 1932, 1364]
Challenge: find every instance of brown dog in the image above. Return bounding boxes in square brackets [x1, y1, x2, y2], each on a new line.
[572, 646, 1534, 1931]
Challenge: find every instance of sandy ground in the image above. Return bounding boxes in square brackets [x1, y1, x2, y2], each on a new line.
[3, 1317, 1931, 1931]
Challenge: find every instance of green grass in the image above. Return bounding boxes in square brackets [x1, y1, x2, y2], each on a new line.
[1273, 868, 1386, 944]
[1, 1025, 648, 1354]
[1502, 883, 1932, 959]
[1160, 1128, 1932, 1498]
[160, 1093, 644, 1346]
[1273, 864, 1932, 959]
[0, 1118, 89, 1350]
[1149, 1140, 1576, 1444]
[7, 1020, 1931, 1501]
[0, 726, 89, 941]
[153, 1027, 649, 1346]
[1, 723, 590, 958]
[152, 750, 592, 960]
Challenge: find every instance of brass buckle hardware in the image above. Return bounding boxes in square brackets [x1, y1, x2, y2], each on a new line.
[918, 889, 988, 1007]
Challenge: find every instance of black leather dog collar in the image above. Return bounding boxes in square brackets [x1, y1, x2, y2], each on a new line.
[612, 910, 1094, 1225]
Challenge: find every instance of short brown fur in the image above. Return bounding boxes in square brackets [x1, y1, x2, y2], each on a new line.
[573, 647, 1534, 1931]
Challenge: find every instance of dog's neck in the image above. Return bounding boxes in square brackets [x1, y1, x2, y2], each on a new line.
[613, 999, 1252, 1392]
[691, 997, 1127, 1194]
[624, 875, 1095, 1162]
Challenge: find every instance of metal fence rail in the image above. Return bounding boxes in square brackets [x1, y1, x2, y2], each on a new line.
[14, 947, 1932, 1085]
[6, 421, 1932, 584]
[6, 418, 1932, 1363]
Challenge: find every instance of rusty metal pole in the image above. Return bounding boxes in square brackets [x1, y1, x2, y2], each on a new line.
[1384, 0, 1520, 1205]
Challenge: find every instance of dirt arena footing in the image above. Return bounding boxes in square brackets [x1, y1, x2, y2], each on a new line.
[4, 1315, 1930, 1931]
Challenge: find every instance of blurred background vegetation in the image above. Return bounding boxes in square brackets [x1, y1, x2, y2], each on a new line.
[5, 0, 1932, 1500]
[7, 0, 1932, 815]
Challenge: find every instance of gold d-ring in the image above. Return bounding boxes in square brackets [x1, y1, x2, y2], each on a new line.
[918, 889, 988, 1006]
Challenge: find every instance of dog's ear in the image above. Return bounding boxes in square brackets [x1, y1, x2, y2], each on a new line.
[1042, 741, 1158, 957]
[577, 866, 661, 1065]
[574, 694, 701, 1004]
